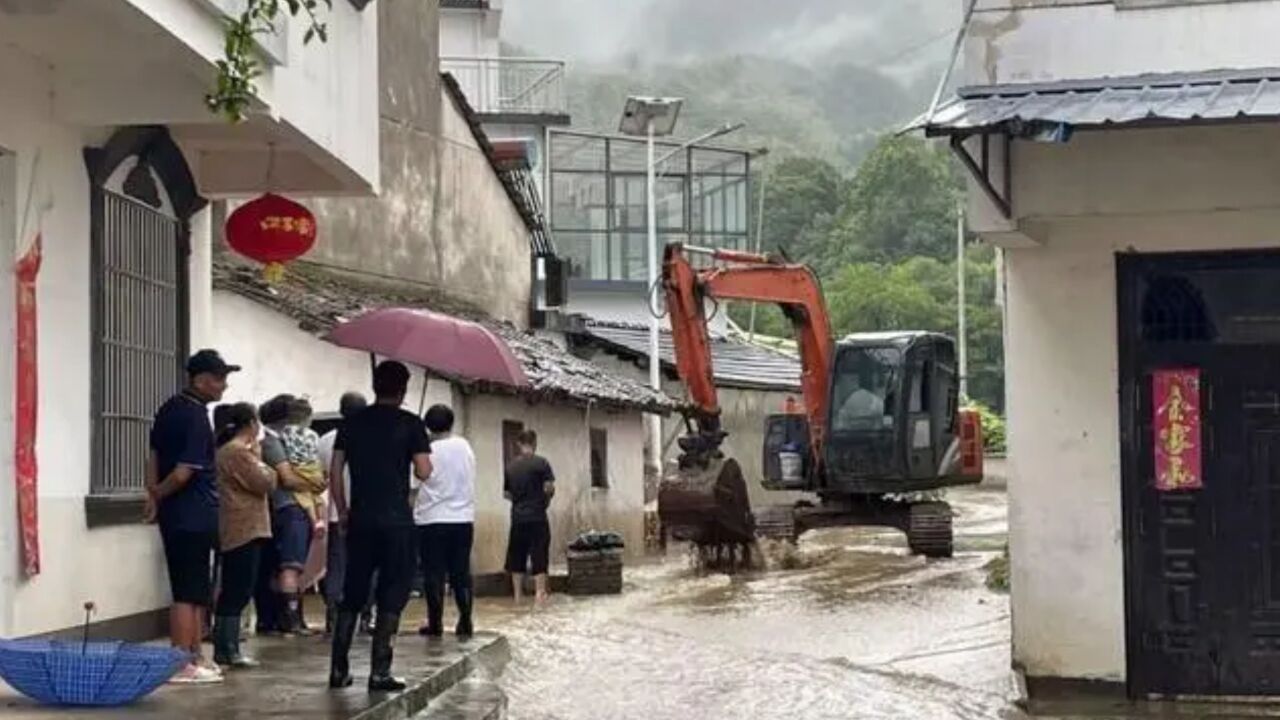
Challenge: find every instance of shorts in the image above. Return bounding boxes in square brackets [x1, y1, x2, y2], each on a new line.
[273, 504, 313, 571]
[505, 521, 551, 575]
[160, 527, 218, 605]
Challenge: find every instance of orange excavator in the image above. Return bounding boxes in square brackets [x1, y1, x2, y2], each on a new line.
[657, 243, 984, 558]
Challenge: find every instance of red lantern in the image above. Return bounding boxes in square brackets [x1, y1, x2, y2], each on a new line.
[225, 193, 317, 283]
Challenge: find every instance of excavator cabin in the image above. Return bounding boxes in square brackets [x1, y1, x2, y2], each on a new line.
[763, 331, 980, 496]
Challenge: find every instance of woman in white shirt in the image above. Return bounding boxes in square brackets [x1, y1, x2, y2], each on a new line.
[416, 404, 477, 638]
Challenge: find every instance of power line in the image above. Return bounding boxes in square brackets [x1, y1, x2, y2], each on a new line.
[865, 24, 960, 69]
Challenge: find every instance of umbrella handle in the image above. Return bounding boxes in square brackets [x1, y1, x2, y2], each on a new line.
[417, 371, 429, 416]
[82, 601, 96, 653]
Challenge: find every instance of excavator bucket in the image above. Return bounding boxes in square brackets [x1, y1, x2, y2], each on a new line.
[657, 457, 755, 546]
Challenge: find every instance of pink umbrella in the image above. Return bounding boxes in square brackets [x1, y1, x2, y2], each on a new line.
[325, 308, 529, 388]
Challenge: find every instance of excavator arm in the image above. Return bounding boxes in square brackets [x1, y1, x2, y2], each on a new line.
[663, 243, 834, 466]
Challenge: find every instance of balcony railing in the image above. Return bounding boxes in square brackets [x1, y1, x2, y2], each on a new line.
[440, 57, 567, 118]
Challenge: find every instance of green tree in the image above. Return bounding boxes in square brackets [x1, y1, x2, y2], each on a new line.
[819, 135, 961, 271]
[758, 157, 844, 260]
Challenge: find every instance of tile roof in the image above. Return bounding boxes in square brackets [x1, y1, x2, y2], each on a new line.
[212, 256, 680, 415]
[915, 68, 1280, 136]
[580, 320, 802, 392]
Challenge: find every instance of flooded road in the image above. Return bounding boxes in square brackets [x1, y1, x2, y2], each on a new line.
[478, 485, 1023, 720]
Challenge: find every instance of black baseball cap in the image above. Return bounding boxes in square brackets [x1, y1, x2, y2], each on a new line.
[186, 349, 241, 377]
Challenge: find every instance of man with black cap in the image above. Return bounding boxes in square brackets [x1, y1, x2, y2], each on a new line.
[329, 361, 432, 692]
[146, 349, 240, 685]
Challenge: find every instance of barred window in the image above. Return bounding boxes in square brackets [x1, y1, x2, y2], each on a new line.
[90, 155, 189, 494]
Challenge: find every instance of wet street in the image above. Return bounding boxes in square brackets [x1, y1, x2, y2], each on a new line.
[477, 484, 1021, 720]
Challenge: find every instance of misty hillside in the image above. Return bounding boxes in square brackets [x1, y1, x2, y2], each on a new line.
[503, 0, 958, 169]
[560, 55, 939, 169]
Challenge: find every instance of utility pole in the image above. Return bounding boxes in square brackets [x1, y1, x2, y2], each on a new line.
[957, 200, 969, 402]
[645, 117, 662, 477]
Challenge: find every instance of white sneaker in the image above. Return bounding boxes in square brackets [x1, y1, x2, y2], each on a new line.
[168, 663, 224, 685]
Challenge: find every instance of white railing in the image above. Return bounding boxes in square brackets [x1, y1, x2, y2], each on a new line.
[441, 57, 567, 117]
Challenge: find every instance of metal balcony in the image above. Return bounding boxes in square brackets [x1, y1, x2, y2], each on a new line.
[440, 56, 568, 120]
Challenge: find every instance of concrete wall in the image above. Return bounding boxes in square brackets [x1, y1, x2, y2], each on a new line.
[963, 0, 1280, 86]
[0, 50, 222, 636]
[212, 291, 450, 413]
[306, 0, 532, 327]
[439, 5, 502, 58]
[126, 0, 380, 189]
[464, 394, 647, 574]
[586, 351, 798, 508]
[212, 294, 649, 575]
[118, 0, 379, 192]
[985, 124, 1280, 682]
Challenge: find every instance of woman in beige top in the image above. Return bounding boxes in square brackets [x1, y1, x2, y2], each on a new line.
[212, 402, 277, 670]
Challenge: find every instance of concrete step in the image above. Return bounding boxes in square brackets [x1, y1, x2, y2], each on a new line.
[413, 673, 507, 720]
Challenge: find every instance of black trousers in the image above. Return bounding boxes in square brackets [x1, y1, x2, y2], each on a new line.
[216, 539, 264, 617]
[340, 524, 415, 616]
[418, 523, 474, 597]
[254, 538, 281, 629]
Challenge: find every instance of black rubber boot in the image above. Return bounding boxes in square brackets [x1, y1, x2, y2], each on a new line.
[329, 611, 358, 689]
[454, 587, 473, 639]
[282, 592, 313, 636]
[420, 580, 444, 638]
[367, 612, 406, 692]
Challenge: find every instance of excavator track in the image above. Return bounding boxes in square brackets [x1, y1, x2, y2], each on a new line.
[905, 501, 954, 558]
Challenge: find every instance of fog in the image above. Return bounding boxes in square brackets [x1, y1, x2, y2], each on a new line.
[502, 0, 959, 74]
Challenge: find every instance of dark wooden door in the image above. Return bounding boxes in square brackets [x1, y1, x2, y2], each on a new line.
[1130, 346, 1224, 696]
[1122, 252, 1280, 697]
[1212, 348, 1280, 695]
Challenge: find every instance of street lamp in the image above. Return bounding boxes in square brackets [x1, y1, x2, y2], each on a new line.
[619, 96, 683, 478]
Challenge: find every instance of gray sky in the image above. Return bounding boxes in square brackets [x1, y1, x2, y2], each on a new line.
[501, 0, 959, 73]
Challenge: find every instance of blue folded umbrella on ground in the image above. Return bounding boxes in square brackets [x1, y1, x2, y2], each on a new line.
[0, 639, 188, 706]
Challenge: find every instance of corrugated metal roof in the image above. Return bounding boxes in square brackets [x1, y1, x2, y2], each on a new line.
[916, 68, 1280, 135]
[582, 321, 801, 392]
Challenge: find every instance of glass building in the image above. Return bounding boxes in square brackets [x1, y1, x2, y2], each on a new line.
[547, 128, 753, 285]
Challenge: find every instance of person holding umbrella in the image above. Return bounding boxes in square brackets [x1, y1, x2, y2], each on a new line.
[328, 361, 432, 692]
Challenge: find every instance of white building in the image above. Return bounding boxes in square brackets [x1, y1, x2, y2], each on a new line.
[922, 0, 1280, 703]
[211, 1, 674, 580]
[439, 0, 569, 199]
[0, 0, 379, 639]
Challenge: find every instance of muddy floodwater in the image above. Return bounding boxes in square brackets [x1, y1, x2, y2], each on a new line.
[477, 485, 1023, 720]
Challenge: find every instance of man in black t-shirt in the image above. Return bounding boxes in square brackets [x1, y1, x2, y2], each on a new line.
[504, 429, 556, 604]
[328, 361, 432, 692]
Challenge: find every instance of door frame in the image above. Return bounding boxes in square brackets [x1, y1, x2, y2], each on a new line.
[1118, 248, 1280, 698]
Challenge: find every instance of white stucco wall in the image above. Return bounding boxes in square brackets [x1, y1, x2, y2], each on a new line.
[211, 294, 649, 575]
[464, 394, 646, 574]
[211, 291, 450, 414]
[586, 351, 802, 508]
[125, 0, 380, 191]
[991, 124, 1280, 681]
[439, 2, 502, 58]
[964, 0, 1280, 86]
[0, 52, 227, 637]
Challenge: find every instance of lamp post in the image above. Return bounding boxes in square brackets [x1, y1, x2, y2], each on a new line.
[619, 96, 683, 478]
